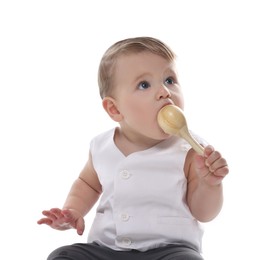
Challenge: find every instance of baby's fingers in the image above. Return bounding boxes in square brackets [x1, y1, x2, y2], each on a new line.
[206, 152, 228, 177]
[76, 217, 85, 235]
[50, 208, 65, 219]
[213, 165, 229, 178]
[37, 218, 52, 225]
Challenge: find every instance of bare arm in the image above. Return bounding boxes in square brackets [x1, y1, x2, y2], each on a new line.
[37, 152, 102, 234]
[185, 145, 229, 222]
[63, 152, 102, 216]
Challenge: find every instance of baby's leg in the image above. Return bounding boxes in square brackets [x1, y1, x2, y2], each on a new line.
[47, 243, 116, 260]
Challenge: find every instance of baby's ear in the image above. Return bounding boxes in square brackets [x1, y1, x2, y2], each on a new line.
[102, 97, 123, 122]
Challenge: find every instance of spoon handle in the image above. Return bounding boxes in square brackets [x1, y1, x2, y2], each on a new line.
[180, 127, 204, 155]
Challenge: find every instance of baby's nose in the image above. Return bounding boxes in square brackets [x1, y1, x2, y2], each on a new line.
[157, 85, 171, 100]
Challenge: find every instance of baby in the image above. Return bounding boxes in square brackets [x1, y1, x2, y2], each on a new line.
[38, 36, 229, 260]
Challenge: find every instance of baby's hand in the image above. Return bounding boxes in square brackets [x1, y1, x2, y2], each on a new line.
[37, 208, 85, 235]
[194, 145, 229, 186]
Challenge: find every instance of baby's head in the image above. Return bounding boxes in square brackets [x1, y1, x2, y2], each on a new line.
[98, 37, 176, 99]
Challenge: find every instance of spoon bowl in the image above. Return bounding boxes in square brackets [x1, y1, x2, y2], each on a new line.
[157, 105, 204, 155]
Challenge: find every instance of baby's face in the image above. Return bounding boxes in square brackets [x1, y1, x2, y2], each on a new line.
[111, 51, 184, 140]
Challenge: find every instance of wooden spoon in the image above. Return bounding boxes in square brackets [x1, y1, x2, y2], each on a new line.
[157, 105, 204, 155]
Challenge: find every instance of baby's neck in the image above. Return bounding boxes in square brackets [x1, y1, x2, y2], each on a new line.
[113, 127, 162, 157]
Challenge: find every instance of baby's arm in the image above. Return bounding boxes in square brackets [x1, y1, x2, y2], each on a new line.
[185, 145, 229, 222]
[37, 152, 102, 235]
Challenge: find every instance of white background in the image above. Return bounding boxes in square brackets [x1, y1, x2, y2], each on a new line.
[1, 0, 267, 259]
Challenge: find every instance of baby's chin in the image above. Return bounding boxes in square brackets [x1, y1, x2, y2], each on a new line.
[153, 130, 173, 142]
[139, 125, 172, 143]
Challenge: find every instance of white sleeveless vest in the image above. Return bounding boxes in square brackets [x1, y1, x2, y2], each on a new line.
[88, 128, 205, 252]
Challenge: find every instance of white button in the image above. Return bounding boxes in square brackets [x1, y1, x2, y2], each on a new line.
[120, 213, 130, 221]
[120, 170, 130, 179]
[122, 237, 132, 246]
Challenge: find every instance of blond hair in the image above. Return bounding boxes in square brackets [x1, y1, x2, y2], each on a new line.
[98, 37, 176, 99]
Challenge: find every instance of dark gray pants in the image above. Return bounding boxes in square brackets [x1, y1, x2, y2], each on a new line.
[47, 242, 204, 260]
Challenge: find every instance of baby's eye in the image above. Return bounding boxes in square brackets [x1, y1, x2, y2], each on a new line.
[165, 77, 175, 85]
[138, 81, 150, 90]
